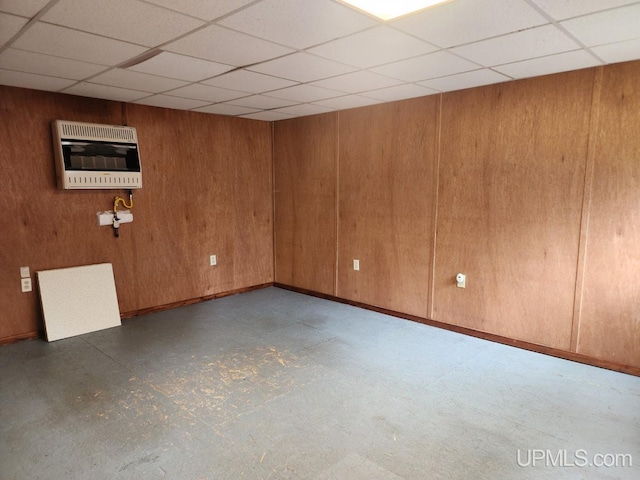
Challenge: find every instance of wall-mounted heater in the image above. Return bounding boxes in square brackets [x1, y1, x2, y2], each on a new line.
[52, 120, 142, 190]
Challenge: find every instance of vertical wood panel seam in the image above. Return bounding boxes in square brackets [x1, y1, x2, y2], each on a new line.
[570, 66, 603, 352]
[271, 121, 276, 283]
[428, 94, 443, 319]
[334, 112, 340, 297]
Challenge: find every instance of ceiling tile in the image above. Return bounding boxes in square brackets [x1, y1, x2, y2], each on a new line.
[143, 0, 256, 21]
[372, 50, 478, 82]
[134, 94, 211, 110]
[42, 0, 204, 47]
[194, 104, 259, 116]
[89, 69, 188, 93]
[241, 111, 294, 121]
[529, 0, 639, 20]
[307, 25, 438, 68]
[592, 38, 640, 63]
[561, 4, 640, 47]
[418, 69, 511, 91]
[310, 70, 402, 94]
[0, 48, 107, 80]
[265, 84, 343, 102]
[452, 25, 580, 67]
[165, 83, 248, 103]
[392, 0, 548, 48]
[219, 0, 376, 49]
[12, 22, 146, 65]
[3, 0, 638, 119]
[164, 25, 293, 67]
[312, 95, 384, 110]
[248, 52, 356, 83]
[273, 104, 334, 117]
[202, 70, 297, 93]
[493, 50, 602, 79]
[0, 13, 27, 45]
[129, 52, 233, 82]
[0, 0, 50, 17]
[63, 82, 149, 102]
[362, 84, 438, 101]
[0, 69, 76, 91]
[228, 95, 298, 109]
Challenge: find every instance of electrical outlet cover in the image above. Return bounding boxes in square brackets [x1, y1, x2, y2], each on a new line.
[21, 278, 32, 292]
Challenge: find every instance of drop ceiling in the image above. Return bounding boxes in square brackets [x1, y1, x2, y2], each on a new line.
[1, 0, 639, 122]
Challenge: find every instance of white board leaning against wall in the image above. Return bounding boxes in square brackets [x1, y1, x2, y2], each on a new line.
[37, 263, 121, 342]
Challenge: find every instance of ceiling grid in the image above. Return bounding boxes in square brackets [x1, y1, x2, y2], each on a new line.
[0, 0, 639, 121]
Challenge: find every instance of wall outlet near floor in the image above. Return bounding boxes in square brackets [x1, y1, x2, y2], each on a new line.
[353, 259, 360, 271]
[21, 278, 32, 293]
[210, 254, 217, 266]
[456, 273, 466, 288]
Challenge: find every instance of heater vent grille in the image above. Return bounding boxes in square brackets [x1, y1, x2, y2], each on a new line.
[58, 121, 137, 143]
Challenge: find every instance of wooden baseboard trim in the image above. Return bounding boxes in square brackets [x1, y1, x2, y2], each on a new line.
[274, 283, 640, 377]
[120, 283, 274, 319]
[0, 284, 274, 346]
[0, 330, 41, 346]
[5, 283, 636, 377]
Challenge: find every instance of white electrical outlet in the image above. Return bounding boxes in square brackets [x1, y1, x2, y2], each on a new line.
[21, 278, 32, 293]
[20, 266, 30, 278]
[210, 255, 217, 266]
[353, 259, 360, 271]
[456, 273, 466, 288]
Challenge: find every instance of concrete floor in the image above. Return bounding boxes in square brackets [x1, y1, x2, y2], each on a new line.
[1, 287, 638, 480]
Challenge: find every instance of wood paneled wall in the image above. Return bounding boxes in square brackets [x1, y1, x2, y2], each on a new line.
[3, 60, 639, 370]
[274, 114, 337, 295]
[578, 61, 640, 367]
[124, 104, 273, 307]
[273, 61, 640, 371]
[434, 71, 593, 349]
[0, 86, 273, 342]
[1, 88, 124, 340]
[337, 99, 438, 317]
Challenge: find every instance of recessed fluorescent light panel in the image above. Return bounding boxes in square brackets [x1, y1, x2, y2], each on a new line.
[338, 0, 453, 20]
